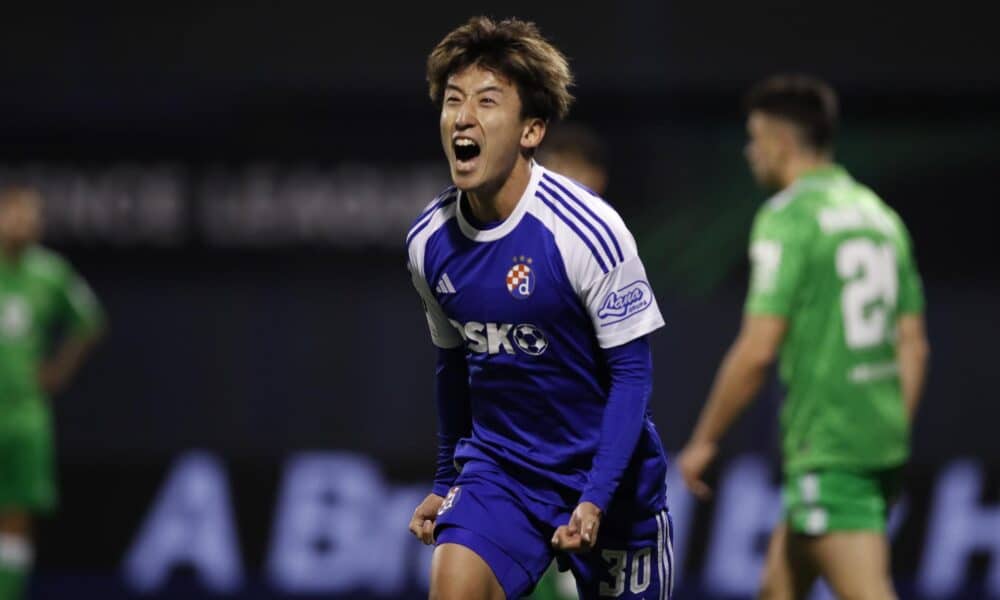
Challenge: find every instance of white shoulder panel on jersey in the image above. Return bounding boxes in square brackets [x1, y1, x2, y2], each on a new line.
[405, 187, 459, 281]
[528, 168, 637, 294]
[405, 188, 462, 349]
[24, 246, 69, 285]
[764, 186, 798, 212]
[529, 167, 664, 348]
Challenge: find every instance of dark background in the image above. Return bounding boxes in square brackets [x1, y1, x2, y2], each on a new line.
[0, 2, 997, 598]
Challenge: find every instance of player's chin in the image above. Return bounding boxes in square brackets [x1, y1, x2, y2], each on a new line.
[751, 167, 780, 190]
[449, 163, 486, 192]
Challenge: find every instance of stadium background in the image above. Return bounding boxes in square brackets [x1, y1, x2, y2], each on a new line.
[1, 2, 996, 598]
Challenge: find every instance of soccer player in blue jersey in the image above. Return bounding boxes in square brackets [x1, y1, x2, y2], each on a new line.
[405, 17, 674, 600]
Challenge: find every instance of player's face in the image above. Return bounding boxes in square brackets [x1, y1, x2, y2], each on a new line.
[440, 65, 544, 193]
[745, 111, 793, 190]
[0, 194, 43, 251]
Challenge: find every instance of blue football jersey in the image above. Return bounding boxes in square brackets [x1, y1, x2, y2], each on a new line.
[407, 163, 667, 513]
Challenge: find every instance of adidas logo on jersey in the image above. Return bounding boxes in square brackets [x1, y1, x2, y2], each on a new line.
[435, 273, 457, 295]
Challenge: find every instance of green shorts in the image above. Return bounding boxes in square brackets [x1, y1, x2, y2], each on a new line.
[0, 408, 57, 512]
[782, 467, 902, 535]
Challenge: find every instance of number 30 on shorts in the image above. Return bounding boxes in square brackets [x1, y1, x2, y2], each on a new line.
[599, 548, 653, 597]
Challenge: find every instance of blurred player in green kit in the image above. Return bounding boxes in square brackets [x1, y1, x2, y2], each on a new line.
[0, 186, 104, 599]
[678, 76, 930, 599]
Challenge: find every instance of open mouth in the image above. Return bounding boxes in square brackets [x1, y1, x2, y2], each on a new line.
[453, 138, 481, 163]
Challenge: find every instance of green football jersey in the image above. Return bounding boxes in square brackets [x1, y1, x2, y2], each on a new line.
[745, 165, 924, 475]
[0, 246, 103, 423]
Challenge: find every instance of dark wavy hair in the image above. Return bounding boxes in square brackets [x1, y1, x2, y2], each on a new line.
[745, 74, 839, 151]
[427, 16, 574, 122]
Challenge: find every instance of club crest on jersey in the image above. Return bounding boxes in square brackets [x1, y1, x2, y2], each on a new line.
[506, 256, 535, 299]
[597, 280, 653, 326]
[438, 486, 462, 516]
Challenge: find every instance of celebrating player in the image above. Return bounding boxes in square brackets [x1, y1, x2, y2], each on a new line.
[677, 75, 930, 599]
[406, 17, 674, 600]
[0, 187, 105, 600]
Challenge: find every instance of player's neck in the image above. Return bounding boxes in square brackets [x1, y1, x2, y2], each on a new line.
[781, 153, 833, 189]
[465, 157, 532, 223]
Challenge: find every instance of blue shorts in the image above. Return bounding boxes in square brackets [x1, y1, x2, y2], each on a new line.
[434, 463, 674, 600]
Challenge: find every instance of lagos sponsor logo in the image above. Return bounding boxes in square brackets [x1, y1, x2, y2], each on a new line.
[597, 280, 652, 325]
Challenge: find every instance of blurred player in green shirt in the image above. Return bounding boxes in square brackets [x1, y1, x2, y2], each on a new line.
[678, 76, 929, 599]
[0, 187, 104, 599]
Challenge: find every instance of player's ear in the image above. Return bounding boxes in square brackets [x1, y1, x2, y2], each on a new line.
[521, 118, 546, 151]
[778, 120, 804, 156]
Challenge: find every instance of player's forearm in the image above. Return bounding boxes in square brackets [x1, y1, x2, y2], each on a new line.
[895, 313, 929, 421]
[897, 332, 930, 421]
[41, 331, 103, 393]
[63, 329, 101, 364]
[433, 346, 472, 496]
[689, 338, 771, 445]
[581, 337, 652, 513]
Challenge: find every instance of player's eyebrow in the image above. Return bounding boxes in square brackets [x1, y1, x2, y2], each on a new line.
[473, 85, 505, 95]
[445, 83, 505, 96]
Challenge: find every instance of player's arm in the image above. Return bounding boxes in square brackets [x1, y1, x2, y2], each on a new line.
[405, 261, 470, 544]
[678, 315, 786, 498]
[40, 267, 106, 395]
[553, 210, 667, 552]
[39, 332, 103, 395]
[896, 313, 929, 421]
[581, 335, 653, 512]
[431, 346, 472, 496]
[409, 346, 471, 545]
[680, 207, 807, 499]
[894, 217, 929, 422]
[553, 335, 653, 553]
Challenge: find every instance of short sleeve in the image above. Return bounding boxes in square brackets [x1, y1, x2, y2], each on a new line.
[581, 255, 665, 349]
[894, 220, 925, 315]
[59, 267, 104, 335]
[408, 262, 463, 349]
[744, 208, 812, 316]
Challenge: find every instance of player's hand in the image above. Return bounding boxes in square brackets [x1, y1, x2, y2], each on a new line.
[409, 493, 445, 545]
[678, 440, 717, 500]
[37, 362, 68, 395]
[551, 501, 602, 553]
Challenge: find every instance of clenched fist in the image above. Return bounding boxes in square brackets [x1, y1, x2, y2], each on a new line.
[551, 501, 602, 553]
[409, 493, 445, 545]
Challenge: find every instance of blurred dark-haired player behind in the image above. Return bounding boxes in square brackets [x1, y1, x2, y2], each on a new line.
[407, 16, 674, 600]
[678, 75, 929, 599]
[0, 187, 105, 600]
[536, 123, 609, 196]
